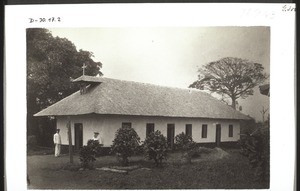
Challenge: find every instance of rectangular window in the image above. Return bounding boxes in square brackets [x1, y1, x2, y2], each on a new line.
[229, 124, 233, 137]
[202, 124, 207, 138]
[122, 122, 132, 128]
[185, 124, 192, 137]
[146, 123, 155, 137]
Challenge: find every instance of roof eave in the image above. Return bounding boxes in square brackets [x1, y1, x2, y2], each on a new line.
[33, 111, 251, 120]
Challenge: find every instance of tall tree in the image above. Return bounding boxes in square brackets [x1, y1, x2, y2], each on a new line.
[27, 28, 102, 146]
[189, 57, 268, 109]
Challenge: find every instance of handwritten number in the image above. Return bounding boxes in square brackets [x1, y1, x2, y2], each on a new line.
[29, 17, 61, 23]
[48, 17, 53, 22]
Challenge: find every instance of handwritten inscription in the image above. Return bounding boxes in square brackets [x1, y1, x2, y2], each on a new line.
[241, 8, 275, 20]
[29, 17, 61, 23]
[282, 5, 296, 12]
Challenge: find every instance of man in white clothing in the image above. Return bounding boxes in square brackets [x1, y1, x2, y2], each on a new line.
[53, 129, 61, 157]
[93, 132, 102, 144]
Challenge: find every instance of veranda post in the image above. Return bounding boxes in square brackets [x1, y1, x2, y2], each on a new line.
[67, 116, 73, 163]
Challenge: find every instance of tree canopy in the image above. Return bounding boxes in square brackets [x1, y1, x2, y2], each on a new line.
[27, 28, 102, 145]
[189, 57, 268, 109]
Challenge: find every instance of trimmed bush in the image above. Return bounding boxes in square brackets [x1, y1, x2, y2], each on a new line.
[111, 126, 140, 166]
[143, 130, 168, 167]
[79, 145, 96, 169]
[175, 132, 197, 163]
[78, 139, 103, 169]
[175, 132, 196, 151]
[86, 139, 103, 157]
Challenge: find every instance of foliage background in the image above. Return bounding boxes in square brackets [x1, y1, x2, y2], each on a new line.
[27, 28, 102, 146]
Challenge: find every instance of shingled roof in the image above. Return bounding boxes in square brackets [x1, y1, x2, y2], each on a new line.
[34, 76, 251, 120]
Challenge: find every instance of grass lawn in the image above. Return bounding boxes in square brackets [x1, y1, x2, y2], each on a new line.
[27, 148, 269, 189]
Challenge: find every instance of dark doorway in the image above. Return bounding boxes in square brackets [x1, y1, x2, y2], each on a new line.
[216, 124, 221, 147]
[167, 124, 175, 149]
[74, 123, 83, 150]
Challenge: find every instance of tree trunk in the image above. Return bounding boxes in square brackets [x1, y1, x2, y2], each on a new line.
[231, 97, 236, 110]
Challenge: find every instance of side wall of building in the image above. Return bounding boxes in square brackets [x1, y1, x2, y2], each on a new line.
[57, 114, 240, 147]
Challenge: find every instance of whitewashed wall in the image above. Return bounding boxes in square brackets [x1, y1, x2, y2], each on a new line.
[57, 114, 240, 147]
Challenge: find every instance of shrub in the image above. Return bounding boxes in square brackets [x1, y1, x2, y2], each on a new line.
[143, 130, 168, 167]
[79, 145, 96, 169]
[86, 139, 103, 157]
[175, 132, 197, 163]
[175, 132, 196, 151]
[240, 127, 270, 182]
[240, 118, 257, 135]
[111, 126, 140, 166]
[78, 139, 102, 168]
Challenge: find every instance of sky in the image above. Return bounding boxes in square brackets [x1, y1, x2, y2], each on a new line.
[49, 27, 270, 121]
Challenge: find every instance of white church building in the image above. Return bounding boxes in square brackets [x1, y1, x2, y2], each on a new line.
[35, 75, 251, 149]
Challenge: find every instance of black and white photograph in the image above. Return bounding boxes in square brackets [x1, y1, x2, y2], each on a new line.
[5, 3, 295, 191]
[26, 27, 270, 189]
